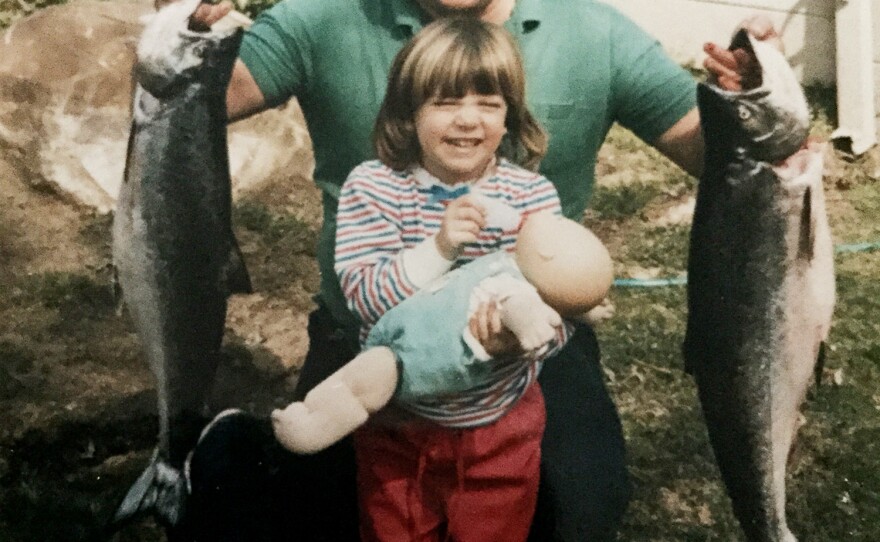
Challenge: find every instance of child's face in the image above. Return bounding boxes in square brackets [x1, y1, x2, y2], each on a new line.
[414, 91, 507, 185]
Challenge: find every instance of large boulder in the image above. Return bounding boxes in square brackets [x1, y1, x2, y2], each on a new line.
[0, 0, 313, 213]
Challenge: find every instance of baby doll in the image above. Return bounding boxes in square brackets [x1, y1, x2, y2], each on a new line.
[271, 212, 613, 454]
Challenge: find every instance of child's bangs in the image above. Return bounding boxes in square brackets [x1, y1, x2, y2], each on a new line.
[418, 45, 507, 100]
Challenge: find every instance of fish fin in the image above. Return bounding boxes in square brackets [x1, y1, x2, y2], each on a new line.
[108, 451, 188, 531]
[223, 235, 253, 295]
[814, 341, 827, 389]
[797, 186, 814, 261]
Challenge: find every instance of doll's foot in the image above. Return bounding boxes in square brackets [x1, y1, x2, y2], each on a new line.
[271, 402, 318, 453]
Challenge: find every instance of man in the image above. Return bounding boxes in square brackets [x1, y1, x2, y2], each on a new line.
[178, 1, 778, 540]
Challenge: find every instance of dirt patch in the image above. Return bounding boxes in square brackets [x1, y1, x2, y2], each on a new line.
[0, 139, 322, 540]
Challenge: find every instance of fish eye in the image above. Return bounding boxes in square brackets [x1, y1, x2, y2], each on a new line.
[738, 106, 752, 121]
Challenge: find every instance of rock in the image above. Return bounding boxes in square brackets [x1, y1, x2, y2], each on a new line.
[227, 293, 312, 376]
[0, 0, 313, 213]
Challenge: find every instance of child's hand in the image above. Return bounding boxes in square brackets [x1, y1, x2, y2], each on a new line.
[468, 301, 523, 357]
[435, 195, 487, 260]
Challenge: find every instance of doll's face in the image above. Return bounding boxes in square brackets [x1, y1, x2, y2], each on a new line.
[515, 213, 613, 316]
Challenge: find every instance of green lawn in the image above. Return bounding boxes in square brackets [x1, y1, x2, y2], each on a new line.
[594, 100, 880, 540]
[1, 1, 877, 539]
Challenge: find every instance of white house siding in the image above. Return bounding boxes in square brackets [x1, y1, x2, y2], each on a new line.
[601, 0, 836, 85]
[875, 1, 880, 116]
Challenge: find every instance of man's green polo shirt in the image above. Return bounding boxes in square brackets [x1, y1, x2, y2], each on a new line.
[239, 0, 697, 327]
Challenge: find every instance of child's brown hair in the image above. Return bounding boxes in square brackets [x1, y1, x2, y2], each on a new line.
[373, 17, 547, 171]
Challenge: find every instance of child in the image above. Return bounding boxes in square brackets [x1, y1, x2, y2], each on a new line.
[272, 18, 611, 542]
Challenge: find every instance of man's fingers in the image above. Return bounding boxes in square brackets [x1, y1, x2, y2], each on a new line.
[703, 56, 742, 90]
[703, 42, 738, 70]
[717, 74, 742, 92]
[703, 56, 741, 82]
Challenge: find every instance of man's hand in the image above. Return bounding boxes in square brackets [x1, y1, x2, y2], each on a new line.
[435, 195, 487, 260]
[155, 0, 233, 30]
[703, 15, 782, 91]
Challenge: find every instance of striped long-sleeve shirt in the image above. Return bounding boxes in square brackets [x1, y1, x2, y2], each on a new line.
[335, 158, 573, 427]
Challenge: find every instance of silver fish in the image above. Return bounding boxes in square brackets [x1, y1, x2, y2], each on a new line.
[110, 0, 250, 529]
[684, 29, 835, 542]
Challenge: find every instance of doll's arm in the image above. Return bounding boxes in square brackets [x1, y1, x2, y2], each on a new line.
[271, 346, 398, 454]
[498, 287, 562, 353]
[471, 274, 562, 354]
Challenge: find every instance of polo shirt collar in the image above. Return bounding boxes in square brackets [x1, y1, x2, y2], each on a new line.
[507, 0, 542, 34]
[391, 0, 426, 35]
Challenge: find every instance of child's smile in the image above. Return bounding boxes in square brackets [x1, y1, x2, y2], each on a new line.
[415, 92, 507, 184]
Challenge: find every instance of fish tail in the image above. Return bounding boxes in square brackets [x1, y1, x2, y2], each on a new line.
[108, 450, 188, 531]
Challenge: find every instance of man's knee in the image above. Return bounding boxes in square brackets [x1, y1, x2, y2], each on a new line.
[531, 322, 631, 540]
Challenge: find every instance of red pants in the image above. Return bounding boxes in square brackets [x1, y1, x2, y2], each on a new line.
[354, 384, 545, 542]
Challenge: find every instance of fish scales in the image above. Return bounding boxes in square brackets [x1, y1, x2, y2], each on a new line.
[684, 30, 834, 542]
[111, 0, 251, 530]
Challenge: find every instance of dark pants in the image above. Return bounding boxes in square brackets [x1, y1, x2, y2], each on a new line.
[184, 305, 630, 541]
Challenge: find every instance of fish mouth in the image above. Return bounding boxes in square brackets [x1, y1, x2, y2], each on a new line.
[135, 0, 243, 98]
[728, 28, 762, 90]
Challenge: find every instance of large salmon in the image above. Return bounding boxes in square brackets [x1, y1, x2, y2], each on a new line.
[110, 0, 251, 529]
[684, 29, 835, 542]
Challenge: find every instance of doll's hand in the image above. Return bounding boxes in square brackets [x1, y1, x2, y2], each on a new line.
[435, 195, 487, 260]
[582, 297, 615, 326]
[468, 301, 522, 357]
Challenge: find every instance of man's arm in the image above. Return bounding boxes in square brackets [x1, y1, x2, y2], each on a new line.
[227, 60, 268, 121]
[652, 107, 703, 178]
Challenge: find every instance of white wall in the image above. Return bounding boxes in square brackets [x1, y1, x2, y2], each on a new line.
[874, 0, 880, 115]
[602, 0, 836, 85]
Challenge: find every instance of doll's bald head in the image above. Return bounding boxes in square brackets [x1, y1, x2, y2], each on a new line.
[515, 213, 613, 317]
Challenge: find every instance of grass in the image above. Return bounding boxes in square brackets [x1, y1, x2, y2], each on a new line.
[1, 0, 877, 537]
[593, 88, 880, 541]
[0, 0, 67, 27]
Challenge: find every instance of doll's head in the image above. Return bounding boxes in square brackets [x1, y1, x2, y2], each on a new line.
[515, 213, 613, 317]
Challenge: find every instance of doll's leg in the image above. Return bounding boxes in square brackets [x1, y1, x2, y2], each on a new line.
[271, 346, 398, 454]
